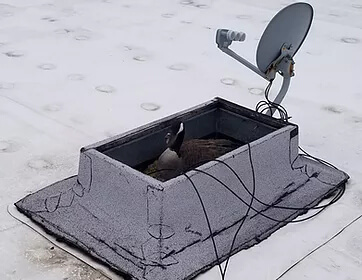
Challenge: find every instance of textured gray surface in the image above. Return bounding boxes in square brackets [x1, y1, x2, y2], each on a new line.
[15, 99, 349, 280]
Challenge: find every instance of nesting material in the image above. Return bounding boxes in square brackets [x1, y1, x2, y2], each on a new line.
[15, 98, 349, 280]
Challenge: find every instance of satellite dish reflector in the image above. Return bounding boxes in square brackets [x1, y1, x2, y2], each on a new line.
[256, 2, 313, 73]
[215, 2, 314, 117]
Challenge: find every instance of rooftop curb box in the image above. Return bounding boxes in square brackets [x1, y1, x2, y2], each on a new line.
[15, 97, 349, 280]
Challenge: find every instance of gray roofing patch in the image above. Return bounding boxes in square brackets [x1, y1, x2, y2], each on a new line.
[15, 98, 349, 280]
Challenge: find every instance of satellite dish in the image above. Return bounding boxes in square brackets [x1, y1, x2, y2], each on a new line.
[256, 3, 313, 73]
[215, 2, 314, 117]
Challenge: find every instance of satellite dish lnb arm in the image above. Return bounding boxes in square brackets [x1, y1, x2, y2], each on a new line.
[216, 29, 269, 81]
[216, 29, 295, 117]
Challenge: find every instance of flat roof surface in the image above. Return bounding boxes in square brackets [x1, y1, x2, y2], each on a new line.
[1, 1, 361, 280]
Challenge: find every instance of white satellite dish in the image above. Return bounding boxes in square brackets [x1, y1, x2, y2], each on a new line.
[216, 2, 314, 116]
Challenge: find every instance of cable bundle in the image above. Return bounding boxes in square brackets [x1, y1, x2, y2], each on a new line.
[256, 81, 290, 122]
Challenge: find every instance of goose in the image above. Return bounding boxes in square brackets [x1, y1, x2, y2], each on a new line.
[146, 121, 239, 181]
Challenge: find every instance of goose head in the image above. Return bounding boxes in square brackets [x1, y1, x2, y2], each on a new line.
[164, 121, 185, 155]
[156, 121, 185, 181]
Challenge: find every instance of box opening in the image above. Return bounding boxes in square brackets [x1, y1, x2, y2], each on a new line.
[94, 98, 287, 181]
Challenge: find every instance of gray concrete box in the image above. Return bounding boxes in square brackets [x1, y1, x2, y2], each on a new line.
[15, 97, 349, 280]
